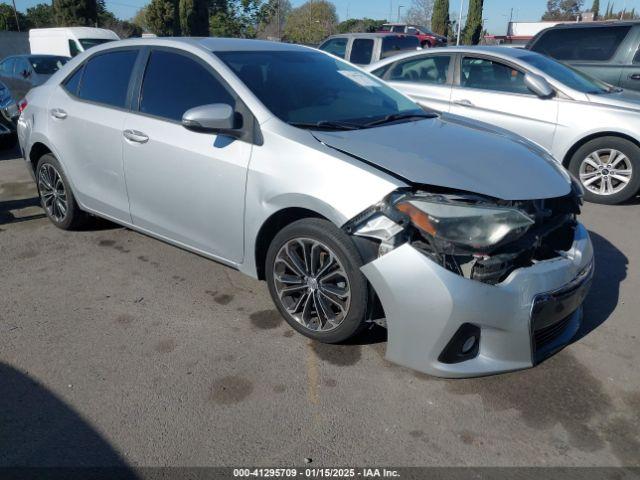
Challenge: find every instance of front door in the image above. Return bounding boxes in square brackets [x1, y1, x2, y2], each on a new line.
[450, 56, 559, 153]
[122, 49, 251, 263]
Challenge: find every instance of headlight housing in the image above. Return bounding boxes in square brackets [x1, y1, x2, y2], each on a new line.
[395, 197, 535, 252]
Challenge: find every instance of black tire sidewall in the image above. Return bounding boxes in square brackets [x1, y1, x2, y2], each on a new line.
[265, 218, 369, 344]
[36, 154, 84, 230]
[569, 137, 640, 205]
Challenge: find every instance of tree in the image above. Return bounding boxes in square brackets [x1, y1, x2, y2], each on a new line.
[256, 0, 292, 39]
[542, 0, 583, 20]
[404, 0, 433, 27]
[53, 0, 98, 26]
[210, 0, 263, 38]
[26, 3, 55, 28]
[283, 0, 337, 45]
[131, 7, 149, 31]
[335, 18, 386, 34]
[0, 3, 29, 30]
[179, 0, 209, 36]
[431, 0, 449, 37]
[591, 0, 600, 19]
[462, 0, 483, 45]
[145, 0, 180, 36]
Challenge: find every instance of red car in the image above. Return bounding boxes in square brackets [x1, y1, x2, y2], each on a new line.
[378, 23, 448, 48]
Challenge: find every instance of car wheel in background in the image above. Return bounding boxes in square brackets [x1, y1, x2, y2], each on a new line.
[569, 136, 640, 205]
[36, 153, 89, 230]
[265, 218, 369, 344]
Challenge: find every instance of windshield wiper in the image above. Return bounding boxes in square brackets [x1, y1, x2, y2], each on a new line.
[289, 120, 364, 131]
[363, 112, 438, 128]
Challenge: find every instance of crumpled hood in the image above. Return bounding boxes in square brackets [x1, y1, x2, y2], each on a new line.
[312, 115, 571, 201]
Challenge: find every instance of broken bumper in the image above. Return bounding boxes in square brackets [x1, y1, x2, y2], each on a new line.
[361, 223, 593, 378]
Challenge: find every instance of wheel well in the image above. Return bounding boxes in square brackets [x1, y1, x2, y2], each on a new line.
[28, 142, 52, 175]
[254, 207, 326, 280]
[562, 132, 640, 168]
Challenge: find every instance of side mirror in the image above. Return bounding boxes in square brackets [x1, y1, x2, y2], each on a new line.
[524, 72, 554, 99]
[182, 104, 241, 135]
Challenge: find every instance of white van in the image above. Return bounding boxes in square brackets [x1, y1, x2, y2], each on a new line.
[29, 28, 120, 58]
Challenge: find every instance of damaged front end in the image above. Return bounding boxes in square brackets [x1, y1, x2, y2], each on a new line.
[344, 179, 591, 378]
[345, 180, 583, 286]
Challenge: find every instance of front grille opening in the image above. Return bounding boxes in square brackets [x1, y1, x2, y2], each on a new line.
[534, 314, 573, 350]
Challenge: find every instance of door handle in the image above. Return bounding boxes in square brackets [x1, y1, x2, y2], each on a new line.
[123, 129, 149, 144]
[629, 74, 640, 80]
[453, 99, 474, 107]
[50, 108, 67, 120]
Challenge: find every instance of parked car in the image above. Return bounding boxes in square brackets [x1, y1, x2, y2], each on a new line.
[367, 46, 640, 204]
[29, 27, 119, 58]
[527, 21, 640, 92]
[318, 33, 421, 65]
[378, 23, 448, 48]
[0, 55, 69, 102]
[18, 38, 593, 378]
[0, 80, 19, 149]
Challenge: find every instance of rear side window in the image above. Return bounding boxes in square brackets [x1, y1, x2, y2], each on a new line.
[319, 38, 348, 59]
[391, 26, 405, 33]
[63, 66, 84, 95]
[381, 36, 420, 59]
[350, 39, 374, 64]
[68, 40, 81, 57]
[389, 55, 451, 84]
[531, 26, 631, 61]
[139, 50, 235, 122]
[78, 50, 138, 108]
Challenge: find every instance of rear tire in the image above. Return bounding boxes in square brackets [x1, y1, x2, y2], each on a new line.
[36, 154, 90, 230]
[265, 218, 369, 344]
[568, 136, 640, 205]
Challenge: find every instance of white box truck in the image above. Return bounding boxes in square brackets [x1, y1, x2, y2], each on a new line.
[29, 27, 120, 57]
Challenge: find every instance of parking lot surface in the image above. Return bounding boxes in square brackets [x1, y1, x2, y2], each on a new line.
[1, 146, 639, 468]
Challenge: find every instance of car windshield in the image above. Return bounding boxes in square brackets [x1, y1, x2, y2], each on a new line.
[29, 56, 68, 74]
[79, 38, 115, 50]
[216, 50, 426, 129]
[521, 53, 612, 94]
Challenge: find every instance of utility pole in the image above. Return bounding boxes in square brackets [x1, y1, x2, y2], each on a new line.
[457, 0, 465, 46]
[11, 0, 20, 32]
[397, 4, 404, 22]
[389, 0, 392, 22]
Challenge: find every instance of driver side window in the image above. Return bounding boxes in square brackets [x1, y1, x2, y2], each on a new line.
[461, 57, 532, 95]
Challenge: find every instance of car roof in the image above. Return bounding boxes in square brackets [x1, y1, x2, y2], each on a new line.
[326, 32, 414, 39]
[86, 37, 310, 53]
[541, 20, 640, 29]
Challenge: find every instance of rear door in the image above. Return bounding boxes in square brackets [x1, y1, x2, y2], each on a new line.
[122, 48, 251, 262]
[529, 25, 632, 88]
[47, 48, 140, 222]
[349, 38, 375, 65]
[381, 53, 453, 112]
[450, 55, 558, 152]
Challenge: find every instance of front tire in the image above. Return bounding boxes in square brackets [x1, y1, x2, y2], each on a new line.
[36, 154, 89, 230]
[265, 218, 369, 344]
[569, 137, 640, 205]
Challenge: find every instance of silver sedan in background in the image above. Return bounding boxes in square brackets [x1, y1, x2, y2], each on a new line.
[366, 46, 640, 205]
[18, 38, 592, 378]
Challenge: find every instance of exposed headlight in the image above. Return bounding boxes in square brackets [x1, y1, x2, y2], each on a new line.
[395, 198, 535, 251]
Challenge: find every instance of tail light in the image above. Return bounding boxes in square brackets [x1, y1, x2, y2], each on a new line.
[18, 99, 28, 113]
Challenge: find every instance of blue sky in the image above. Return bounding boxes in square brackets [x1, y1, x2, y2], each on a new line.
[6, 0, 639, 34]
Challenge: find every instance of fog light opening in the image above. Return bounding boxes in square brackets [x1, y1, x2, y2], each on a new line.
[438, 324, 481, 364]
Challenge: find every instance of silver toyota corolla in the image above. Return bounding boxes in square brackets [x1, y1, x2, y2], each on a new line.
[18, 38, 594, 378]
[366, 46, 640, 205]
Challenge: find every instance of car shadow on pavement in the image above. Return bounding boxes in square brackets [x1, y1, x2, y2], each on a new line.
[575, 230, 628, 341]
[0, 197, 45, 225]
[0, 144, 21, 162]
[0, 362, 138, 476]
